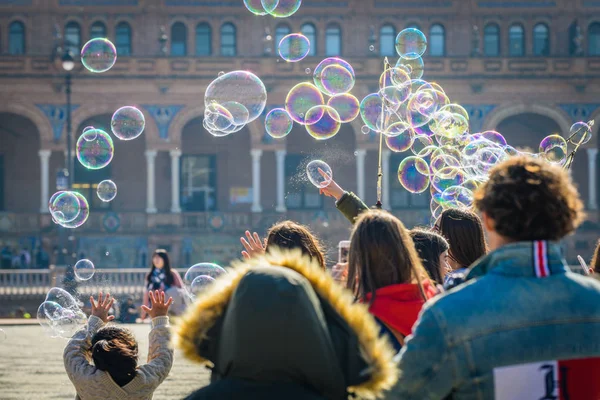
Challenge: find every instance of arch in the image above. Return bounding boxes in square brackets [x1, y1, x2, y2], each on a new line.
[589, 22, 600, 56]
[220, 22, 236, 56]
[483, 23, 500, 56]
[171, 22, 187, 56]
[509, 23, 525, 56]
[533, 23, 550, 56]
[301, 22, 317, 56]
[429, 23, 445, 56]
[195, 22, 212, 56]
[64, 21, 81, 55]
[482, 103, 572, 139]
[115, 21, 132, 56]
[0, 102, 53, 144]
[9, 20, 25, 55]
[325, 23, 342, 56]
[380, 24, 396, 56]
[71, 103, 160, 146]
[90, 21, 106, 39]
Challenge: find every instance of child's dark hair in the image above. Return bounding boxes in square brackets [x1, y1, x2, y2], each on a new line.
[266, 220, 326, 269]
[91, 326, 138, 387]
[410, 228, 450, 284]
[436, 208, 487, 269]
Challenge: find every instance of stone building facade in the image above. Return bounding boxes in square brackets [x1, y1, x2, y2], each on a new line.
[0, 0, 599, 268]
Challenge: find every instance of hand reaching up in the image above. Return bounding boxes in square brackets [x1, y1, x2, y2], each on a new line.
[241, 230, 266, 259]
[141, 290, 173, 319]
[317, 168, 344, 201]
[90, 291, 115, 323]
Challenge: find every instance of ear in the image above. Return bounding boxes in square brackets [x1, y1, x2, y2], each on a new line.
[481, 212, 495, 233]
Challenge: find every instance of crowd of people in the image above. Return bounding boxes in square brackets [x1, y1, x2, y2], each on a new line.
[62, 155, 600, 399]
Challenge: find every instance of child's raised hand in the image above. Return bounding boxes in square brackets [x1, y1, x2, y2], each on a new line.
[317, 168, 344, 201]
[141, 290, 173, 319]
[241, 230, 266, 259]
[90, 291, 115, 323]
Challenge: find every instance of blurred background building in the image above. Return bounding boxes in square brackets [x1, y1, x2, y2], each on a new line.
[0, 0, 599, 269]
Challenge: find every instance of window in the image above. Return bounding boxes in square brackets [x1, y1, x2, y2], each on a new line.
[181, 155, 217, 211]
[275, 24, 291, 56]
[483, 24, 500, 56]
[171, 22, 187, 56]
[589, 23, 600, 56]
[389, 154, 430, 209]
[429, 24, 445, 56]
[285, 154, 323, 209]
[8, 21, 25, 55]
[220, 23, 236, 56]
[325, 23, 341, 56]
[380, 24, 396, 56]
[509, 24, 525, 56]
[90, 21, 106, 39]
[196, 22, 211, 56]
[64, 21, 81, 56]
[533, 23, 549, 56]
[115, 22, 132, 56]
[73, 161, 111, 211]
[301, 23, 316, 56]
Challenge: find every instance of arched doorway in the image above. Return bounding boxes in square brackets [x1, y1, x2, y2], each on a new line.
[0, 113, 41, 212]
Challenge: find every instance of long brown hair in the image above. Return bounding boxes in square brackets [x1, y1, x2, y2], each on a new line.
[436, 208, 487, 269]
[92, 326, 138, 387]
[410, 228, 449, 284]
[591, 240, 600, 273]
[266, 221, 326, 269]
[347, 210, 428, 302]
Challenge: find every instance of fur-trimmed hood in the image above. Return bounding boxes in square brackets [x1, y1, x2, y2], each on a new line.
[176, 248, 398, 399]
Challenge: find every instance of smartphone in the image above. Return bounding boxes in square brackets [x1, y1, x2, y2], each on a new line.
[338, 240, 350, 264]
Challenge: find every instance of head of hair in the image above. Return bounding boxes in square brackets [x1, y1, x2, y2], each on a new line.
[474, 155, 584, 241]
[146, 249, 173, 286]
[591, 240, 600, 273]
[91, 326, 138, 387]
[437, 208, 487, 269]
[347, 209, 428, 302]
[410, 228, 450, 284]
[265, 221, 326, 269]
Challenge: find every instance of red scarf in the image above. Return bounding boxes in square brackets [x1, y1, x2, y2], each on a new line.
[364, 280, 436, 337]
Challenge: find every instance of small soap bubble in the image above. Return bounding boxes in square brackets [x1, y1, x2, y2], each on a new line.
[305, 67, 311, 74]
[111, 106, 145, 141]
[265, 108, 294, 139]
[81, 38, 117, 73]
[184, 263, 226, 296]
[218, 71, 225, 76]
[74, 259, 95, 281]
[76, 129, 114, 170]
[398, 156, 430, 193]
[369, 45, 375, 52]
[278, 33, 310, 62]
[97, 180, 117, 202]
[306, 160, 333, 188]
[396, 28, 427, 60]
[190, 275, 216, 297]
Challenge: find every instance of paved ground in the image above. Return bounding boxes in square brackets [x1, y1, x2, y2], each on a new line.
[0, 324, 210, 399]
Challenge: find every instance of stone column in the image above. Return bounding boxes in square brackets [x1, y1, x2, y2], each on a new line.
[382, 150, 391, 210]
[355, 149, 367, 200]
[588, 148, 598, 210]
[170, 149, 182, 213]
[251, 149, 263, 213]
[275, 149, 287, 212]
[145, 150, 158, 214]
[39, 150, 51, 213]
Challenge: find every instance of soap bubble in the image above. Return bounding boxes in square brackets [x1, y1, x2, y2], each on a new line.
[74, 259, 95, 281]
[58, 192, 90, 228]
[278, 33, 310, 62]
[359, 93, 384, 132]
[398, 156, 430, 193]
[431, 167, 466, 193]
[396, 28, 427, 60]
[411, 135, 434, 155]
[82, 126, 95, 134]
[305, 68, 311, 74]
[313, 57, 355, 96]
[306, 160, 333, 188]
[369, 45, 375, 52]
[361, 125, 371, 135]
[386, 128, 415, 152]
[244, 0, 268, 15]
[440, 186, 474, 209]
[111, 106, 145, 140]
[49, 191, 80, 224]
[184, 263, 226, 295]
[190, 275, 216, 297]
[97, 179, 117, 202]
[38, 287, 87, 338]
[81, 38, 117, 73]
[305, 105, 341, 140]
[539, 134, 568, 164]
[285, 82, 324, 124]
[481, 130, 507, 147]
[76, 128, 114, 170]
[396, 56, 424, 79]
[265, 0, 302, 17]
[327, 93, 360, 123]
[265, 108, 293, 138]
[569, 121, 592, 146]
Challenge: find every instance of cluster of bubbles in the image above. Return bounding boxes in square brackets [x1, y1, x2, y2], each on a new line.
[243, 0, 302, 17]
[74, 259, 95, 281]
[37, 287, 86, 338]
[183, 263, 227, 299]
[49, 38, 146, 229]
[203, 71, 267, 137]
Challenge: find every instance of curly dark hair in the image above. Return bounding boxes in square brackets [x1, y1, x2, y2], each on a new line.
[474, 155, 584, 241]
[92, 325, 138, 387]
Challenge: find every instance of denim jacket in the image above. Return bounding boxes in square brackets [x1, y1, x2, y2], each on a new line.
[390, 241, 600, 399]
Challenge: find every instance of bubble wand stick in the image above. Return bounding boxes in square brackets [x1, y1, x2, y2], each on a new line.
[375, 57, 393, 209]
[564, 120, 594, 171]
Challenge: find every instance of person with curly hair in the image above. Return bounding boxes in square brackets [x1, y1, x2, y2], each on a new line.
[391, 155, 600, 399]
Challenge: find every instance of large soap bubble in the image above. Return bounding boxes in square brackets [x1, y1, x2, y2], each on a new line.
[306, 160, 333, 188]
[37, 287, 87, 338]
[396, 28, 427, 60]
[76, 128, 114, 170]
[313, 58, 355, 96]
[81, 38, 117, 73]
[184, 263, 226, 296]
[111, 106, 145, 140]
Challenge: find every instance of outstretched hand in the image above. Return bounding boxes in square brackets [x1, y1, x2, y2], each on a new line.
[241, 230, 266, 259]
[141, 290, 173, 319]
[317, 168, 344, 201]
[90, 291, 115, 323]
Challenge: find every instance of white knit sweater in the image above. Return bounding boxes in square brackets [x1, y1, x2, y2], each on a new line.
[63, 315, 173, 400]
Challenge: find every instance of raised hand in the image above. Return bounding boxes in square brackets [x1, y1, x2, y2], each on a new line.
[317, 168, 344, 201]
[141, 290, 173, 319]
[90, 291, 115, 323]
[241, 230, 266, 259]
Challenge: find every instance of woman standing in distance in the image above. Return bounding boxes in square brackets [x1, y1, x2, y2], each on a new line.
[141, 249, 184, 320]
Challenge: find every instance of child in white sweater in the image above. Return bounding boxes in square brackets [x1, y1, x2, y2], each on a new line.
[63, 290, 174, 400]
